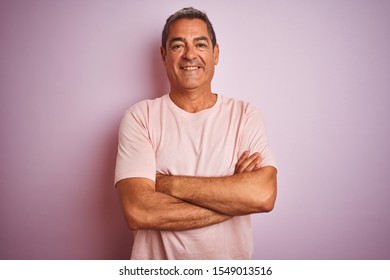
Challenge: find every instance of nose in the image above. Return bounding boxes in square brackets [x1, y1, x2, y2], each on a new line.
[183, 45, 197, 60]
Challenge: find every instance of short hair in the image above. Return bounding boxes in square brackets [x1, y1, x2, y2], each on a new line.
[161, 7, 217, 50]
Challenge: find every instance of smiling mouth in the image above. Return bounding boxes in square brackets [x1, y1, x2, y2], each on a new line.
[181, 66, 201, 70]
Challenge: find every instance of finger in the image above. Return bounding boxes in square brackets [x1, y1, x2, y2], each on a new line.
[235, 151, 249, 172]
[236, 151, 249, 167]
[254, 163, 262, 171]
[236, 155, 252, 173]
[236, 152, 260, 173]
[244, 156, 261, 172]
[240, 153, 260, 172]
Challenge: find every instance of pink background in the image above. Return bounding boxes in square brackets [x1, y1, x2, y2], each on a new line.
[1, 0, 389, 259]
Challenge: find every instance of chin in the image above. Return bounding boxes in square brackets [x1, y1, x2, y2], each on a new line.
[177, 81, 203, 90]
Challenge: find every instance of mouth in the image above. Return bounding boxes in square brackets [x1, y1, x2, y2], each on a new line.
[180, 66, 201, 71]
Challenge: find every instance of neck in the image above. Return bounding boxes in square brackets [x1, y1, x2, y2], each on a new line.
[169, 88, 217, 113]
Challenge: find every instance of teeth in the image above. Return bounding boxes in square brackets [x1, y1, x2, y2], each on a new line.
[183, 66, 199, 70]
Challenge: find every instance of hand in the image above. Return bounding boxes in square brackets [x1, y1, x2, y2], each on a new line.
[234, 151, 261, 174]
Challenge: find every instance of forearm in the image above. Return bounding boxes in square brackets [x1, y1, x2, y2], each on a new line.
[156, 166, 277, 216]
[148, 191, 231, 231]
[117, 178, 231, 231]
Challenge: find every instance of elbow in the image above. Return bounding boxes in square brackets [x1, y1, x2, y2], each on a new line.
[251, 191, 276, 213]
[248, 166, 277, 213]
[253, 178, 277, 213]
[125, 216, 141, 231]
[124, 213, 141, 231]
[123, 206, 148, 231]
[258, 195, 276, 213]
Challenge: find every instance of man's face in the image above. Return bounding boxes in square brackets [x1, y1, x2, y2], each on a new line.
[161, 18, 219, 93]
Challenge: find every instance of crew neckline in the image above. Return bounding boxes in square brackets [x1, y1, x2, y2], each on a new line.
[165, 93, 221, 117]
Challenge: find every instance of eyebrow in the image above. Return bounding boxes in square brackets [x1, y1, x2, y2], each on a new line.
[169, 36, 210, 45]
[194, 36, 210, 43]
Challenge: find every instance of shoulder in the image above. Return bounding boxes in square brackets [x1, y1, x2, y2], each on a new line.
[218, 95, 265, 130]
[218, 95, 260, 115]
[126, 95, 167, 115]
[120, 95, 167, 129]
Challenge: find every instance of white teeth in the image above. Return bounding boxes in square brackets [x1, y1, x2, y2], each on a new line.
[183, 66, 199, 70]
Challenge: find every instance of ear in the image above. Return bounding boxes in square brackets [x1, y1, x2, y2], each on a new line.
[160, 46, 166, 65]
[213, 44, 220, 65]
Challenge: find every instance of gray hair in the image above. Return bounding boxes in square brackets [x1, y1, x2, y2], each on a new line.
[161, 7, 217, 50]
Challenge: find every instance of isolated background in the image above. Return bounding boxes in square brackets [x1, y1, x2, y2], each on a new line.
[1, 0, 389, 259]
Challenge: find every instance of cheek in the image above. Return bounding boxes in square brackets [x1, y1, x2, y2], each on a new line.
[164, 61, 174, 74]
[165, 57, 178, 71]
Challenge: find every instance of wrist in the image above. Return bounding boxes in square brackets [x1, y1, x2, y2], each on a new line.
[168, 175, 179, 197]
[155, 174, 176, 196]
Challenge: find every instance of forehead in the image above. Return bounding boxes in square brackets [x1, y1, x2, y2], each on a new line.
[168, 18, 210, 40]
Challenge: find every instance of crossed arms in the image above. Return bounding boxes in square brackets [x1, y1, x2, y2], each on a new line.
[116, 151, 277, 231]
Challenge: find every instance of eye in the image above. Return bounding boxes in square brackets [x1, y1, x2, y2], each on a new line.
[197, 43, 207, 48]
[171, 44, 184, 51]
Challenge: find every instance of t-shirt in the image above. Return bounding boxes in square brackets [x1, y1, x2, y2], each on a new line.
[115, 94, 276, 259]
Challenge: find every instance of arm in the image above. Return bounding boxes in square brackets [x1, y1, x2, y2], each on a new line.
[156, 151, 277, 216]
[115, 109, 231, 232]
[116, 177, 231, 231]
[116, 152, 262, 231]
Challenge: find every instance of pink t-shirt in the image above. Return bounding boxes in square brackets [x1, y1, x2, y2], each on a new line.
[115, 94, 276, 259]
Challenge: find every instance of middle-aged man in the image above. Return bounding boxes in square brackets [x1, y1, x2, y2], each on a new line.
[115, 7, 277, 259]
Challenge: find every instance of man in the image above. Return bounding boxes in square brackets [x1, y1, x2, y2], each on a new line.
[115, 7, 277, 260]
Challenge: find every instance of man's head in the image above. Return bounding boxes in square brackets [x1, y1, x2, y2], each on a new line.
[160, 7, 219, 93]
[161, 7, 217, 51]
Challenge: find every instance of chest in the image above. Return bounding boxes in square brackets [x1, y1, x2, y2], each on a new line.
[152, 112, 245, 177]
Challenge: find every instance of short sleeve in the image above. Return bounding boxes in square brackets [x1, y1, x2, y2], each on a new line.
[240, 104, 277, 169]
[114, 107, 156, 185]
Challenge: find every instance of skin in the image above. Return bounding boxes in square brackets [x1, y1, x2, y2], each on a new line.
[160, 18, 219, 113]
[116, 18, 277, 231]
[117, 152, 263, 231]
[156, 155, 277, 216]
